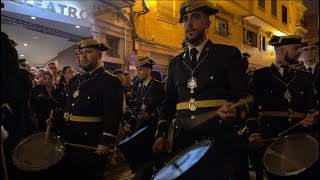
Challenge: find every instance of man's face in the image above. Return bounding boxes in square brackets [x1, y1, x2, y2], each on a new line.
[283, 44, 302, 64]
[182, 11, 209, 45]
[124, 74, 131, 86]
[301, 45, 318, 64]
[79, 47, 101, 72]
[137, 67, 150, 81]
[48, 64, 58, 75]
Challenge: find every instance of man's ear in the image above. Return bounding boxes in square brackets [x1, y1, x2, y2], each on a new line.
[98, 51, 102, 59]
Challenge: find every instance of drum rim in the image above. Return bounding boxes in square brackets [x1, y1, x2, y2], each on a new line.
[263, 134, 319, 176]
[152, 139, 212, 180]
[12, 132, 65, 171]
[118, 126, 148, 145]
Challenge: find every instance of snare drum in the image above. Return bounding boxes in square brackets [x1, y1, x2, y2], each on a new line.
[117, 126, 154, 171]
[153, 139, 235, 180]
[263, 134, 319, 178]
[12, 132, 65, 171]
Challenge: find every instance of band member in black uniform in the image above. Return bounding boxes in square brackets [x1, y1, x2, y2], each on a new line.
[299, 39, 319, 105]
[1, 4, 33, 176]
[152, 1, 249, 179]
[129, 57, 165, 180]
[50, 39, 123, 180]
[134, 57, 165, 132]
[249, 35, 318, 180]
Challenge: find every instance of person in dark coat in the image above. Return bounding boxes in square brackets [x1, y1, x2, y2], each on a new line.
[152, 1, 249, 179]
[50, 39, 123, 180]
[249, 35, 318, 180]
[298, 38, 319, 106]
[1, 20, 33, 179]
[131, 56, 165, 180]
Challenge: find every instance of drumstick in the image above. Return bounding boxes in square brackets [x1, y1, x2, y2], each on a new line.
[184, 96, 254, 130]
[45, 109, 54, 144]
[64, 142, 114, 153]
[1, 143, 8, 180]
[278, 111, 319, 137]
[64, 142, 97, 150]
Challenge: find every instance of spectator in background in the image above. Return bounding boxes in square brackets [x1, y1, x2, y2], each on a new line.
[30, 71, 60, 132]
[56, 66, 76, 107]
[36, 68, 46, 85]
[151, 70, 162, 82]
[113, 69, 125, 84]
[30, 67, 38, 87]
[47, 62, 60, 84]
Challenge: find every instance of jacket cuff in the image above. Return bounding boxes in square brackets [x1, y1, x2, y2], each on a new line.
[155, 120, 169, 138]
[100, 132, 117, 145]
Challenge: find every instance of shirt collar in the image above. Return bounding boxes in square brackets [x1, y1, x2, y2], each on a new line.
[143, 77, 152, 87]
[188, 39, 208, 57]
[304, 63, 317, 71]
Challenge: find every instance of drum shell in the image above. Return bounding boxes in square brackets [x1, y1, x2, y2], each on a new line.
[153, 139, 234, 180]
[263, 134, 319, 179]
[117, 126, 154, 171]
[12, 132, 65, 172]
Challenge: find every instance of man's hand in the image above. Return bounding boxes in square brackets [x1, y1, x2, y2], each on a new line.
[96, 144, 113, 156]
[217, 102, 237, 121]
[1, 125, 9, 142]
[300, 113, 316, 127]
[46, 118, 54, 127]
[249, 133, 264, 148]
[139, 111, 151, 121]
[153, 136, 169, 153]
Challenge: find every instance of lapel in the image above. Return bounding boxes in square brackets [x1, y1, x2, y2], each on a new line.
[193, 40, 215, 76]
[269, 64, 283, 80]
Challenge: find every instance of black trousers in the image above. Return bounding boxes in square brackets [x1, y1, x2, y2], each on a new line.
[57, 146, 109, 180]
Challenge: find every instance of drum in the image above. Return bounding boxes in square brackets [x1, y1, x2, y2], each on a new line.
[152, 139, 215, 180]
[263, 134, 319, 177]
[12, 132, 65, 171]
[117, 126, 154, 171]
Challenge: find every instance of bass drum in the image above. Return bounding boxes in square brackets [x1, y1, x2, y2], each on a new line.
[12, 132, 65, 172]
[152, 139, 216, 180]
[117, 126, 154, 171]
[263, 134, 319, 178]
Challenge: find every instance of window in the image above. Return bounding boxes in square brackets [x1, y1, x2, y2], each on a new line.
[258, 0, 265, 9]
[215, 16, 229, 37]
[260, 35, 266, 51]
[106, 36, 120, 58]
[243, 28, 258, 48]
[282, 5, 287, 24]
[271, 0, 277, 17]
[157, 0, 178, 23]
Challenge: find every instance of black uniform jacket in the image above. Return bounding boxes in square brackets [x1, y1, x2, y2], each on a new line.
[158, 40, 248, 136]
[64, 67, 123, 146]
[249, 64, 317, 138]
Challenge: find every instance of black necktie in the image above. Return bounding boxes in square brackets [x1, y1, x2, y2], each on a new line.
[141, 85, 147, 95]
[190, 48, 198, 62]
[308, 67, 313, 74]
[281, 65, 290, 82]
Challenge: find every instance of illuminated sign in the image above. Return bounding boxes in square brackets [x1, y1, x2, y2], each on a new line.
[10, 0, 89, 20]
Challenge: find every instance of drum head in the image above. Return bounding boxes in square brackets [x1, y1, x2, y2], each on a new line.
[12, 132, 65, 171]
[263, 134, 319, 176]
[153, 139, 212, 180]
[118, 126, 148, 145]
